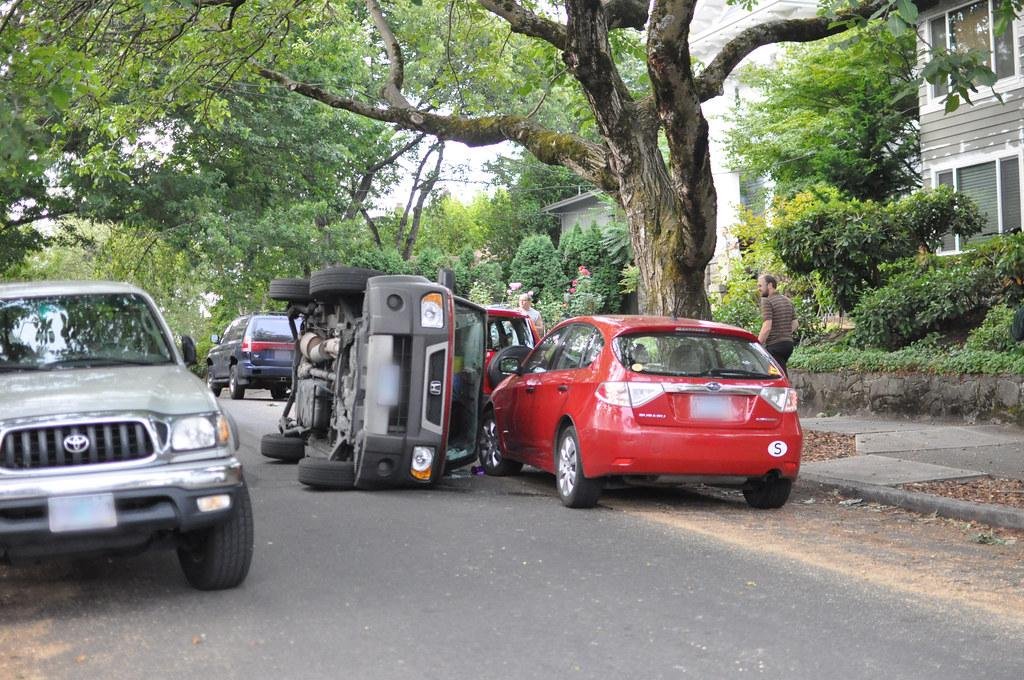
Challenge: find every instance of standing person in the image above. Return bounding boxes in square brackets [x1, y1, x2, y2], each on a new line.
[757, 274, 798, 374]
[518, 292, 544, 336]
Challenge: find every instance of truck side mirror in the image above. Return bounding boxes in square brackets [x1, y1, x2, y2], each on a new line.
[437, 268, 455, 291]
[181, 335, 197, 365]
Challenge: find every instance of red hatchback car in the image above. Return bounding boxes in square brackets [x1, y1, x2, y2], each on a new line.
[479, 315, 802, 509]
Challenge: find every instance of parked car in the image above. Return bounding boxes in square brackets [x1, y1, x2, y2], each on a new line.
[206, 312, 294, 400]
[259, 268, 488, 489]
[483, 305, 540, 395]
[479, 315, 803, 509]
[0, 281, 253, 590]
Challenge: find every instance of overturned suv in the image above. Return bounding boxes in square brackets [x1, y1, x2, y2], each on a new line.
[260, 267, 486, 490]
[0, 281, 253, 590]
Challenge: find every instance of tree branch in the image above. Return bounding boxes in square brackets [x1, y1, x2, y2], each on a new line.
[477, 0, 568, 50]
[695, 1, 888, 101]
[257, 66, 617, 190]
[365, 0, 412, 108]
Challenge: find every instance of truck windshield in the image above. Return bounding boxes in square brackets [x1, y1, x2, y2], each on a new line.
[0, 293, 174, 370]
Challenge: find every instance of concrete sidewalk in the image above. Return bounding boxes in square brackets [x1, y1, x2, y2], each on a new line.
[799, 416, 1024, 530]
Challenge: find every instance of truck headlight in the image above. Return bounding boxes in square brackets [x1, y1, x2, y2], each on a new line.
[171, 415, 230, 451]
[411, 446, 434, 480]
[420, 293, 444, 328]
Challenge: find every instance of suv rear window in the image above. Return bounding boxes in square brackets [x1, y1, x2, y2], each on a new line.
[488, 317, 534, 351]
[614, 331, 776, 378]
[250, 316, 292, 342]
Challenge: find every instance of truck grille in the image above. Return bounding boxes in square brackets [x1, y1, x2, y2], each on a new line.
[1, 421, 156, 470]
[387, 336, 412, 434]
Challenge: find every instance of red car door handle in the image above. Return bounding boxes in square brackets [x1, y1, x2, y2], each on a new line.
[558, 385, 569, 393]
[525, 386, 536, 393]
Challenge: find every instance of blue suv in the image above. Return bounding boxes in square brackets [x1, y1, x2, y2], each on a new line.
[206, 313, 294, 400]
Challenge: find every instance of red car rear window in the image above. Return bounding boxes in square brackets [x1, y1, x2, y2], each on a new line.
[615, 331, 776, 378]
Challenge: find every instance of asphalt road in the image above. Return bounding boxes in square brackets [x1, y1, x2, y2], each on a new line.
[3, 392, 1024, 679]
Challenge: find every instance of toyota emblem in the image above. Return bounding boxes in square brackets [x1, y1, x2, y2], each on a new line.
[705, 382, 722, 392]
[63, 434, 90, 454]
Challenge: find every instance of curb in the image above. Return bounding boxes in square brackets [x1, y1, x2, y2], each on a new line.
[798, 473, 1024, 532]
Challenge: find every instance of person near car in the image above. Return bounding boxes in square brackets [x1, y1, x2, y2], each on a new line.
[518, 292, 544, 336]
[757, 274, 797, 374]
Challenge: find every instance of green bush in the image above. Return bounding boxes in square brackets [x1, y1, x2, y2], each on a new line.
[790, 342, 1024, 375]
[965, 303, 1020, 352]
[847, 257, 999, 349]
[508, 234, 567, 305]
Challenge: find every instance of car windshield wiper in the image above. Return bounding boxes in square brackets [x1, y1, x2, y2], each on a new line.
[43, 357, 168, 369]
[0, 363, 42, 372]
[707, 368, 774, 379]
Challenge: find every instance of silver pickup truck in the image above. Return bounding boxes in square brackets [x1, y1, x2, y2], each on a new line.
[0, 281, 253, 590]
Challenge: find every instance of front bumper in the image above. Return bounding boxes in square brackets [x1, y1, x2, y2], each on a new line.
[0, 458, 244, 561]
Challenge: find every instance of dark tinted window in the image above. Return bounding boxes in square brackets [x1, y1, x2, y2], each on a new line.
[553, 324, 601, 370]
[222, 317, 248, 342]
[250, 316, 292, 342]
[0, 293, 173, 369]
[614, 331, 776, 378]
[521, 327, 566, 373]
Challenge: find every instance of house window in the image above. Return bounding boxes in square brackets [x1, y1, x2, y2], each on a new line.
[936, 156, 1021, 251]
[929, 1, 1015, 99]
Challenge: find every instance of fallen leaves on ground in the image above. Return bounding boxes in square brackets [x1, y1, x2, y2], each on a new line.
[900, 478, 1024, 510]
[800, 430, 856, 462]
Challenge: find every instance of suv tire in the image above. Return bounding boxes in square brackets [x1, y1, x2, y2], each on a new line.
[260, 433, 305, 462]
[297, 458, 356, 490]
[269, 278, 312, 303]
[207, 369, 222, 397]
[228, 366, 245, 400]
[177, 481, 254, 590]
[309, 266, 382, 300]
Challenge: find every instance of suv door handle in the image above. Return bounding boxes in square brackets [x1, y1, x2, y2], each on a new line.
[558, 385, 569, 393]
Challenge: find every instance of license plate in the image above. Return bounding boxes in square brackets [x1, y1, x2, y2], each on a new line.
[48, 493, 117, 533]
[690, 395, 732, 420]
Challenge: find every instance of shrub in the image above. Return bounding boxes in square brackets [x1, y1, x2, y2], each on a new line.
[769, 186, 912, 312]
[790, 342, 1024, 375]
[847, 257, 999, 349]
[508, 234, 567, 304]
[966, 304, 1020, 352]
[887, 184, 985, 252]
[566, 266, 605, 316]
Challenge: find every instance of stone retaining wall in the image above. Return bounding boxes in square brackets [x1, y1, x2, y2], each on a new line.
[789, 370, 1024, 426]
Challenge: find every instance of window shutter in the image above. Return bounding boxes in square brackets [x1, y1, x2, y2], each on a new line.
[957, 162, 999, 243]
[937, 171, 957, 251]
[1000, 157, 1021, 233]
[931, 17, 949, 98]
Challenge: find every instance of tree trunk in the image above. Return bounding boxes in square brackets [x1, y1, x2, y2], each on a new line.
[619, 155, 716, 320]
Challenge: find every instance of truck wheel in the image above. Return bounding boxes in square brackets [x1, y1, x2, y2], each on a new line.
[309, 266, 382, 299]
[478, 411, 522, 476]
[297, 458, 356, 490]
[269, 277, 311, 303]
[177, 482, 254, 590]
[260, 433, 305, 462]
[270, 386, 289, 400]
[228, 366, 245, 400]
[742, 477, 792, 509]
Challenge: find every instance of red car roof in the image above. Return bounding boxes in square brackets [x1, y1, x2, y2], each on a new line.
[554, 315, 758, 342]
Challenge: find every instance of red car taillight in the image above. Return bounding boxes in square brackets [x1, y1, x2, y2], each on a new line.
[760, 387, 798, 412]
[595, 381, 664, 407]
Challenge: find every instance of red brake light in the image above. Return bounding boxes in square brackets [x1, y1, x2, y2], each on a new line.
[241, 339, 251, 353]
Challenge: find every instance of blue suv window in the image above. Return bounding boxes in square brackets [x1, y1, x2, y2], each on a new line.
[250, 316, 291, 342]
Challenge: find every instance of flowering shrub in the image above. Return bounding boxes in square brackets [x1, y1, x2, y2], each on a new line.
[565, 265, 604, 316]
